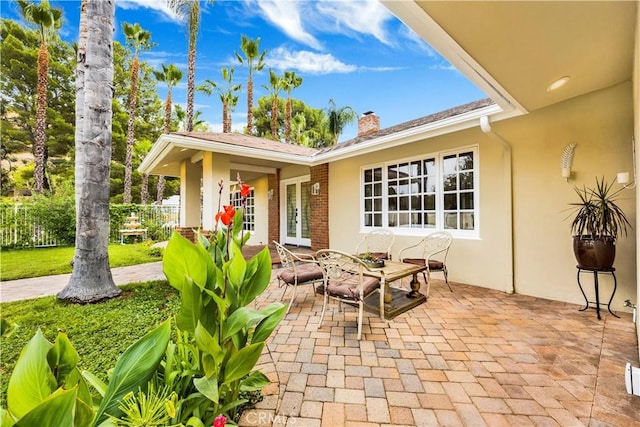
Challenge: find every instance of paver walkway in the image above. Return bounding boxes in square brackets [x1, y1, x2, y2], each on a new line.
[1, 259, 639, 426]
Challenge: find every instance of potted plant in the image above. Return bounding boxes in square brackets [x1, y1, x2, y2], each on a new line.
[568, 177, 631, 269]
[358, 252, 385, 268]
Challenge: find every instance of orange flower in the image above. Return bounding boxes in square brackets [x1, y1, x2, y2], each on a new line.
[240, 184, 251, 197]
[215, 205, 235, 226]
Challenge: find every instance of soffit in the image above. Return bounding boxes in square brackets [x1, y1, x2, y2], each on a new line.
[414, 1, 636, 112]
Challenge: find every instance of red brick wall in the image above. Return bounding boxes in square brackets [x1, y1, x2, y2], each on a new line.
[310, 163, 329, 250]
[267, 171, 280, 245]
[358, 112, 380, 136]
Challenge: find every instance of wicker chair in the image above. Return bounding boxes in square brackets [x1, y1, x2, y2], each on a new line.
[398, 231, 453, 297]
[315, 249, 381, 340]
[273, 241, 324, 314]
[355, 229, 395, 261]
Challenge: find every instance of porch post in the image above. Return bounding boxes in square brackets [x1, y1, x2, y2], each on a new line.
[202, 152, 230, 231]
[180, 159, 201, 227]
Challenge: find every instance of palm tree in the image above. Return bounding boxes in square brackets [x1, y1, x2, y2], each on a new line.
[262, 69, 284, 141]
[282, 71, 303, 144]
[122, 22, 155, 204]
[197, 67, 241, 133]
[153, 63, 182, 204]
[235, 35, 266, 135]
[58, 0, 121, 303]
[325, 98, 358, 146]
[17, 0, 62, 193]
[167, 0, 213, 132]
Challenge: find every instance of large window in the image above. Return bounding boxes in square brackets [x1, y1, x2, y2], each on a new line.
[362, 147, 477, 236]
[230, 188, 255, 231]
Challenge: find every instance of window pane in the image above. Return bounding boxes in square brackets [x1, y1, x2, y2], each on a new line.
[374, 213, 382, 227]
[425, 176, 436, 192]
[424, 194, 435, 210]
[410, 212, 422, 227]
[365, 199, 372, 211]
[365, 184, 372, 197]
[410, 161, 421, 177]
[398, 179, 409, 194]
[444, 193, 457, 210]
[399, 196, 409, 210]
[373, 167, 382, 181]
[411, 195, 421, 210]
[444, 212, 458, 229]
[398, 162, 409, 178]
[461, 212, 474, 230]
[388, 165, 399, 179]
[426, 213, 436, 227]
[443, 174, 457, 191]
[460, 192, 474, 209]
[374, 183, 382, 197]
[460, 172, 473, 190]
[387, 197, 397, 211]
[388, 212, 397, 227]
[424, 158, 436, 174]
[398, 212, 410, 227]
[365, 214, 372, 227]
[374, 198, 382, 211]
[364, 169, 373, 182]
[443, 155, 457, 174]
[410, 178, 421, 193]
[459, 152, 473, 170]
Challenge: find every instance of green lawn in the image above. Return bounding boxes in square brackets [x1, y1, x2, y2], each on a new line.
[0, 281, 180, 406]
[0, 243, 163, 281]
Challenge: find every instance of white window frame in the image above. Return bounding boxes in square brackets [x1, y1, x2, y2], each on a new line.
[360, 145, 479, 239]
[230, 187, 255, 232]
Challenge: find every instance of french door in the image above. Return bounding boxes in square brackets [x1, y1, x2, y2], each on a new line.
[280, 176, 311, 246]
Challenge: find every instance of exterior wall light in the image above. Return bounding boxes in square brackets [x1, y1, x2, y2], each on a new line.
[311, 182, 320, 195]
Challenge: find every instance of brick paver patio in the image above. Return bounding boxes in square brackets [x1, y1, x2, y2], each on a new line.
[243, 274, 640, 426]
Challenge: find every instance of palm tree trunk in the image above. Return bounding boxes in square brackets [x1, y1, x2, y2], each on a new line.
[123, 55, 139, 204]
[141, 172, 149, 204]
[285, 97, 292, 144]
[156, 175, 165, 204]
[271, 96, 278, 140]
[33, 41, 49, 193]
[164, 91, 172, 134]
[223, 102, 229, 132]
[246, 73, 253, 134]
[59, 0, 120, 303]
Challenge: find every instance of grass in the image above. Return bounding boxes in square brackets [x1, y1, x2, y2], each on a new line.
[0, 281, 180, 406]
[0, 243, 164, 281]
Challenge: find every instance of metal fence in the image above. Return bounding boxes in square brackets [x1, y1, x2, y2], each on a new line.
[0, 204, 181, 248]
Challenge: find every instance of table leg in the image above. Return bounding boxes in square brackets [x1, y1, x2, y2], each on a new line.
[379, 277, 386, 321]
[408, 273, 421, 298]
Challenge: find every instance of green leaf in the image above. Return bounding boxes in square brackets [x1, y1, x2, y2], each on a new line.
[15, 386, 77, 427]
[1, 407, 15, 427]
[7, 330, 57, 419]
[240, 370, 270, 392]
[223, 307, 266, 342]
[193, 375, 219, 404]
[240, 247, 273, 305]
[176, 276, 203, 334]
[163, 231, 210, 291]
[252, 303, 286, 344]
[47, 332, 80, 387]
[81, 370, 107, 397]
[92, 319, 171, 426]
[194, 323, 223, 377]
[223, 342, 264, 384]
[226, 246, 246, 289]
[185, 417, 206, 427]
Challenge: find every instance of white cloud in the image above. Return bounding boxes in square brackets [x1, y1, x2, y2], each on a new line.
[315, 0, 394, 46]
[116, 0, 182, 22]
[256, 1, 322, 50]
[266, 47, 356, 75]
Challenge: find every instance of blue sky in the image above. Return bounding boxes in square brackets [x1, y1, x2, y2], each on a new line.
[4, 0, 487, 141]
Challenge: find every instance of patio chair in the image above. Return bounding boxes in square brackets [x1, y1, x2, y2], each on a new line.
[273, 241, 324, 314]
[355, 229, 395, 261]
[315, 249, 381, 340]
[398, 231, 453, 297]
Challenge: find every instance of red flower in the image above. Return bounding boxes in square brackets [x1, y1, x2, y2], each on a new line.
[215, 205, 235, 226]
[213, 415, 227, 427]
[240, 184, 251, 197]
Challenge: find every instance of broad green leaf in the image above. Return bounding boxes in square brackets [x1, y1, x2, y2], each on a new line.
[216, 398, 248, 418]
[193, 375, 219, 404]
[226, 246, 246, 288]
[223, 307, 265, 342]
[176, 277, 202, 334]
[47, 332, 80, 387]
[7, 330, 56, 419]
[15, 386, 77, 427]
[194, 322, 223, 376]
[252, 303, 286, 344]
[240, 370, 270, 392]
[223, 342, 264, 384]
[1, 407, 15, 427]
[66, 368, 93, 417]
[163, 231, 209, 291]
[186, 417, 206, 427]
[240, 248, 272, 305]
[92, 319, 171, 426]
[81, 370, 107, 397]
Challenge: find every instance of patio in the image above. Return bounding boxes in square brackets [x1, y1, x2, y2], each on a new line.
[243, 273, 640, 426]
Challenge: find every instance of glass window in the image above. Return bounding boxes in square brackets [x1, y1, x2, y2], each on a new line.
[361, 148, 477, 234]
[230, 187, 254, 231]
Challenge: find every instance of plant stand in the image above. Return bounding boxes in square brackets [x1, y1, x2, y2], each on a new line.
[576, 266, 620, 320]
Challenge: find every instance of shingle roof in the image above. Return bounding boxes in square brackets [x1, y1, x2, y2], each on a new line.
[318, 98, 495, 155]
[173, 131, 319, 157]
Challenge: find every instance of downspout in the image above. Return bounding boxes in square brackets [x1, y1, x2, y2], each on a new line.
[480, 115, 515, 294]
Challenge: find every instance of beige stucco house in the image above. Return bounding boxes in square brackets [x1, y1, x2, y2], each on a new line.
[140, 2, 640, 353]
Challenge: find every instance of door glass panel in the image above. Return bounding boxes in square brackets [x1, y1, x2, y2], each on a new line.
[301, 181, 311, 239]
[286, 184, 296, 238]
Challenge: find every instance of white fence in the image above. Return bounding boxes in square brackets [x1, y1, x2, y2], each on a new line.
[0, 204, 180, 248]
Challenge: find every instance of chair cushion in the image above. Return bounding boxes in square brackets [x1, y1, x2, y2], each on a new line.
[278, 263, 324, 285]
[326, 272, 380, 300]
[402, 258, 444, 270]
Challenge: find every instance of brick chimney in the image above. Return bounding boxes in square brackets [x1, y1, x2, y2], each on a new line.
[358, 111, 380, 137]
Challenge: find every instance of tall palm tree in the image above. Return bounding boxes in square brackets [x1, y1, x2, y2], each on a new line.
[262, 69, 284, 141]
[282, 70, 303, 144]
[122, 22, 154, 204]
[197, 67, 241, 133]
[58, 0, 121, 303]
[325, 98, 358, 146]
[17, 0, 62, 193]
[235, 35, 266, 135]
[153, 63, 183, 204]
[167, 0, 213, 132]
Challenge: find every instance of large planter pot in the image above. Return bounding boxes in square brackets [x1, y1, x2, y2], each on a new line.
[573, 236, 616, 269]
